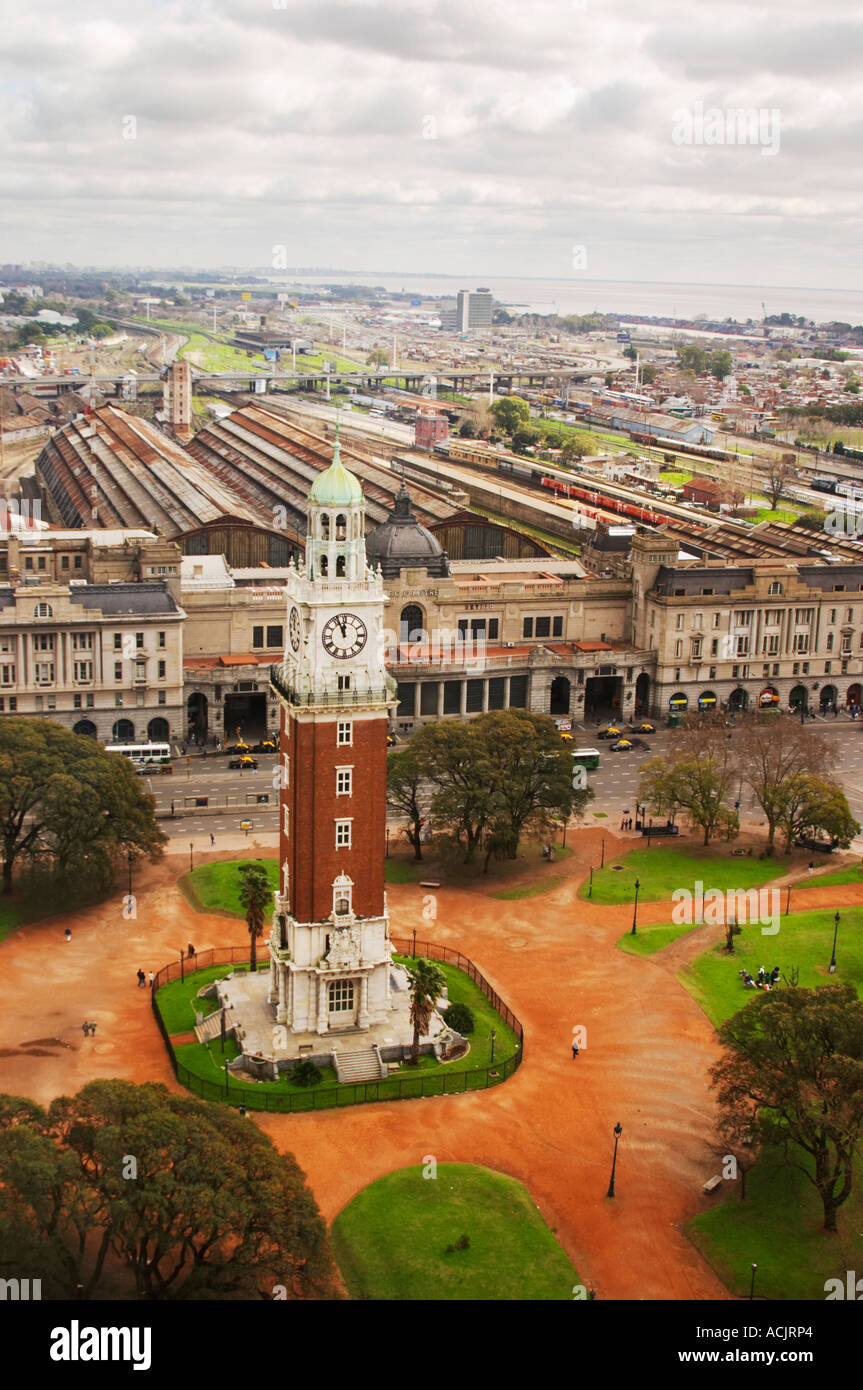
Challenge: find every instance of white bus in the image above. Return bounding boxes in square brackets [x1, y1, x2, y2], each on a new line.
[106, 742, 172, 771]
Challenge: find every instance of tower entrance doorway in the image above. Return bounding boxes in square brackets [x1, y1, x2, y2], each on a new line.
[328, 978, 357, 1029]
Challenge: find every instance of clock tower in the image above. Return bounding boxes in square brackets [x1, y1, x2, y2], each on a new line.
[267, 436, 399, 1037]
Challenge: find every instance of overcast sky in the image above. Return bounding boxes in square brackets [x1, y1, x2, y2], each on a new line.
[1, 0, 861, 291]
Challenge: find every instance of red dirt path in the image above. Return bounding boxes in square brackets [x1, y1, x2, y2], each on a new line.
[2, 833, 859, 1299]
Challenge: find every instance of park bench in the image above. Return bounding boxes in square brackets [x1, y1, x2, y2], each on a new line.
[702, 1174, 723, 1195]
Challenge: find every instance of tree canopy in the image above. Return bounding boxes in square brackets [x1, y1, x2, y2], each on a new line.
[0, 1080, 340, 1299]
[638, 716, 737, 845]
[711, 985, 863, 1232]
[490, 396, 530, 435]
[402, 710, 592, 866]
[0, 719, 166, 895]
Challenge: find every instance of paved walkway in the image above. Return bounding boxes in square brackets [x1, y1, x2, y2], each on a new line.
[1, 835, 860, 1299]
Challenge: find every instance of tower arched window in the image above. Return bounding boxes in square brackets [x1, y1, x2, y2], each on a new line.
[320, 513, 330, 540]
[335, 513, 347, 541]
[320, 555, 328, 577]
[336, 555, 346, 577]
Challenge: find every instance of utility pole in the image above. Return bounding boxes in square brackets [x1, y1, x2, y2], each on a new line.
[392, 334, 397, 371]
[489, 369, 494, 406]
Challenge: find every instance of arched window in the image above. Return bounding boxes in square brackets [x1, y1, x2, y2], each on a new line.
[320, 513, 330, 540]
[319, 555, 328, 577]
[335, 513, 347, 541]
[73, 719, 97, 739]
[112, 718, 134, 742]
[400, 604, 424, 643]
[34, 602, 53, 618]
[336, 555, 346, 577]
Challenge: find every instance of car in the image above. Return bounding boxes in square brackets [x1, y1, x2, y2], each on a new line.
[386, 733, 399, 748]
[231, 741, 251, 754]
[559, 731, 573, 742]
[610, 739, 633, 752]
[598, 726, 622, 740]
[254, 738, 277, 753]
[228, 755, 258, 770]
[634, 721, 656, 734]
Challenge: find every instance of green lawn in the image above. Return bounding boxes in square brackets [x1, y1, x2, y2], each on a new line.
[616, 921, 696, 957]
[687, 1147, 863, 1301]
[331, 1164, 580, 1300]
[579, 847, 790, 905]
[179, 333, 270, 374]
[679, 905, 863, 1029]
[162, 956, 520, 1110]
[180, 859, 279, 917]
[793, 863, 863, 890]
[0, 900, 23, 944]
[659, 469, 694, 486]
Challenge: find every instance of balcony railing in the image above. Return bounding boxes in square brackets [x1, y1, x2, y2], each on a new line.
[269, 663, 393, 708]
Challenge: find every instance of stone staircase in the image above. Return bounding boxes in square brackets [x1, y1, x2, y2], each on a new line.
[194, 1009, 225, 1045]
[332, 1045, 386, 1084]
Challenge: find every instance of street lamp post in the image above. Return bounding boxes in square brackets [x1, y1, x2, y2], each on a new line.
[600, 837, 606, 868]
[786, 884, 791, 917]
[490, 1028, 496, 1065]
[749, 1263, 758, 1301]
[189, 842, 194, 874]
[412, 927, 417, 959]
[607, 1122, 623, 1198]
[829, 911, 840, 973]
[588, 865, 594, 897]
[631, 878, 640, 935]
[180, 947, 185, 984]
[127, 851, 133, 897]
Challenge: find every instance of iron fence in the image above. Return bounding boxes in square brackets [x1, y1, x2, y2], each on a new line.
[151, 942, 523, 1114]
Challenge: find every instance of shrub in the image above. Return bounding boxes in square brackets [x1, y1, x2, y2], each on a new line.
[290, 1060, 323, 1088]
[444, 1002, 475, 1035]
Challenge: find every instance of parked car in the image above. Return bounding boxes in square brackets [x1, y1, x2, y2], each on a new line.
[633, 721, 656, 734]
[229, 755, 258, 771]
[386, 733, 399, 748]
[610, 739, 633, 752]
[254, 738, 277, 753]
[598, 725, 622, 740]
[559, 731, 573, 742]
[231, 741, 251, 754]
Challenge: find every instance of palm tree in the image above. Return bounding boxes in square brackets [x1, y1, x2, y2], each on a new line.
[238, 862, 272, 973]
[407, 958, 447, 1066]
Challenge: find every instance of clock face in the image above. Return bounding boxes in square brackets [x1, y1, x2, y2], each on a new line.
[322, 612, 368, 659]
[289, 606, 301, 653]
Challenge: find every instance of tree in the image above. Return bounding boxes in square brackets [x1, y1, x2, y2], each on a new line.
[640, 364, 658, 386]
[458, 418, 477, 438]
[0, 719, 166, 896]
[406, 958, 447, 1065]
[776, 774, 859, 855]
[734, 715, 828, 852]
[560, 433, 597, 462]
[639, 716, 737, 845]
[0, 1080, 339, 1298]
[476, 710, 589, 867]
[511, 427, 540, 454]
[411, 721, 495, 862]
[622, 345, 638, 361]
[386, 747, 426, 861]
[764, 452, 797, 508]
[365, 349, 388, 367]
[708, 350, 733, 381]
[490, 396, 530, 435]
[711, 986, 863, 1232]
[238, 861, 272, 972]
[676, 344, 708, 375]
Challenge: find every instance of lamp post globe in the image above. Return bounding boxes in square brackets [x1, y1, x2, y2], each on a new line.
[607, 1122, 623, 1198]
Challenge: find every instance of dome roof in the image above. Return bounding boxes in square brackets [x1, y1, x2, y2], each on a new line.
[308, 438, 364, 507]
[366, 484, 450, 578]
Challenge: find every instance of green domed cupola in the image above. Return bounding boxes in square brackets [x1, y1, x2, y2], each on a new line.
[305, 430, 368, 582]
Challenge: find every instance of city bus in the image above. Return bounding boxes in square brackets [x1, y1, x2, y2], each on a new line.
[572, 748, 601, 770]
[106, 742, 172, 771]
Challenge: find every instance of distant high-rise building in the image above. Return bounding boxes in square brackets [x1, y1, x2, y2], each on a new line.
[437, 287, 494, 332]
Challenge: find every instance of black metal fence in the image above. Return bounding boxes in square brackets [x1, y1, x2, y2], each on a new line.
[151, 943, 523, 1114]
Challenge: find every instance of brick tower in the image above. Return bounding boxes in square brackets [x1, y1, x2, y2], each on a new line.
[267, 437, 399, 1036]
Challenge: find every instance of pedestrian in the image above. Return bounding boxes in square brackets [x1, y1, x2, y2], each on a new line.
[620, 816, 625, 830]
[571, 1040, 579, 1058]
[187, 942, 195, 959]
[808, 861, 814, 876]
[64, 927, 72, 943]
[210, 832, 215, 847]
[148, 971, 154, 987]
[81, 1021, 89, 1037]
[239, 1104, 247, 1117]
[88, 1021, 97, 1037]
[137, 969, 145, 988]
[202, 747, 207, 759]
[181, 742, 186, 755]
